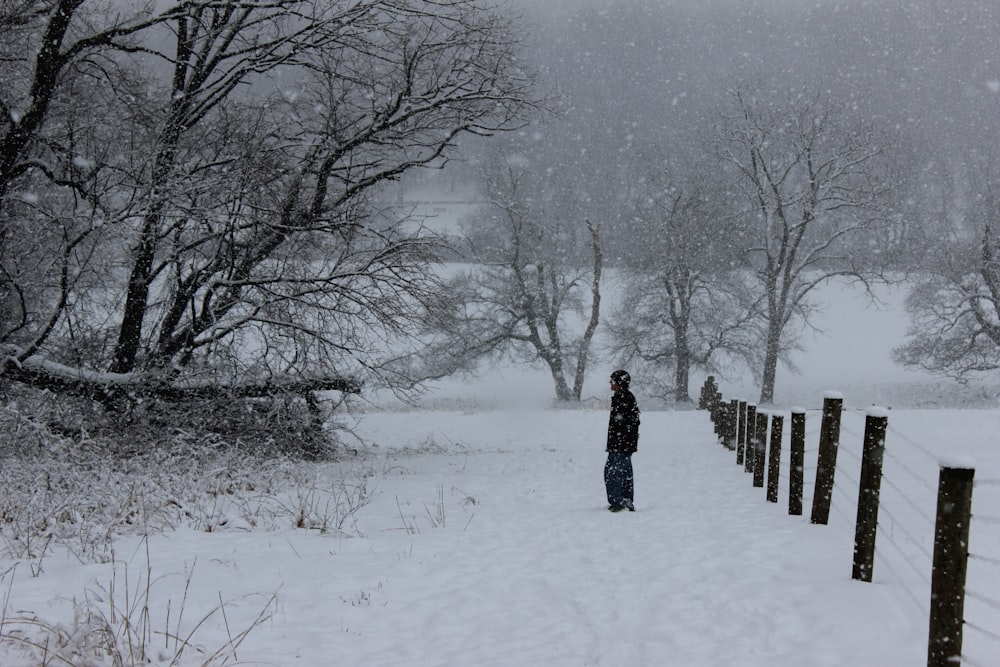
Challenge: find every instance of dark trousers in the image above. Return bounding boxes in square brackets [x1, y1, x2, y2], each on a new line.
[604, 451, 634, 508]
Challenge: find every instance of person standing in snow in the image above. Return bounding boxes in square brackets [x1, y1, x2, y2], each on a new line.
[606, 369, 640, 512]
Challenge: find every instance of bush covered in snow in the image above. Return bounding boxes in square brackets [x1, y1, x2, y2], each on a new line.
[0, 403, 375, 665]
[0, 405, 374, 566]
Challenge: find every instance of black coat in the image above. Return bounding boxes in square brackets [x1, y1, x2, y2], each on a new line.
[607, 388, 640, 453]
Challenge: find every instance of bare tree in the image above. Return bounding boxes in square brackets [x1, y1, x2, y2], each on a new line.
[712, 84, 896, 403]
[894, 154, 1000, 378]
[1, 1, 539, 416]
[430, 153, 602, 401]
[608, 166, 760, 403]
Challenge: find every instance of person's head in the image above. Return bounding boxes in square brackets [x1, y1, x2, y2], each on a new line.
[610, 369, 631, 392]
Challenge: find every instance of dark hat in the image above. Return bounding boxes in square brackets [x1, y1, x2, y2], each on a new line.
[610, 369, 631, 388]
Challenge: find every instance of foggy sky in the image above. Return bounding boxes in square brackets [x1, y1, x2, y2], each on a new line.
[511, 0, 1000, 167]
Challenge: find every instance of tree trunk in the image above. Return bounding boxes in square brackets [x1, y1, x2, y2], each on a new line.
[664, 274, 694, 403]
[0, 0, 84, 205]
[759, 318, 781, 404]
[108, 33, 192, 374]
[674, 327, 692, 403]
[674, 352, 691, 403]
[571, 219, 602, 401]
[2, 349, 360, 403]
[109, 218, 160, 373]
[547, 358, 572, 401]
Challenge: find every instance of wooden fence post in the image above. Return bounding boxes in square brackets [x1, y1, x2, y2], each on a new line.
[753, 411, 767, 488]
[708, 392, 720, 428]
[712, 397, 726, 442]
[745, 403, 757, 473]
[852, 408, 889, 582]
[767, 413, 783, 503]
[737, 400, 748, 466]
[789, 409, 806, 516]
[927, 462, 975, 667]
[698, 375, 719, 409]
[810, 393, 843, 525]
[727, 399, 739, 450]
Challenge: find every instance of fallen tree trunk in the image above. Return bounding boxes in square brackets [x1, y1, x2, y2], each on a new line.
[2, 346, 361, 404]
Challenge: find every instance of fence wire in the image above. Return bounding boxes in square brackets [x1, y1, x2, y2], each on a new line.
[832, 416, 938, 595]
[964, 619, 1000, 645]
[884, 423, 941, 464]
[838, 422, 865, 443]
[811, 406, 975, 651]
[971, 513, 1000, 526]
[877, 497, 935, 560]
[830, 487, 858, 528]
[961, 653, 993, 667]
[875, 514, 934, 581]
[706, 389, 998, 667]
[879, 473, 938, 528]
[882, 446, 937, 495]
[966, 590, 1000, 613]
[969, 552, 1000, 567]
[838, 445, 863, 466]
[873, 535, 930, 613]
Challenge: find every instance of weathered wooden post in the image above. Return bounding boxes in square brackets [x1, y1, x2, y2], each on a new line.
[810, 392, 843, 525]
[852, 408, 889, 582]
[717, 399, 732, 447]
[737, 400, 748, 465]
[789, 409, 806, 516]
[713, 394, 725, 440]
[727, 398, 739, 450]
[699, 375, 719, 410]
[927, 461, 975, 667]
[744, 403, 757, 473]
[753, 410, 767, 488]
[767, 413, 783, 503]
[712, 396, 726, 441]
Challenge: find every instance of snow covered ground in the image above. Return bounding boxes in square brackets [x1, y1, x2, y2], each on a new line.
[2, 280, 999, 666]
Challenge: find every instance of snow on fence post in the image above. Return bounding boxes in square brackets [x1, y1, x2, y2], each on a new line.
[789, 409, 806, 515]
[927, 461, 975, 667]
[737, 400, 748, 466]
[767, 413, 783, 503]
[852, 408, 889, 582]
[753, 411, 767, 488]
[810, 393, 843, 525]
[744, 403, 757, 474]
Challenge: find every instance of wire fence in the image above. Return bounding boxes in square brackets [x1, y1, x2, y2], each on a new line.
[883, 418, 1000, 667]
[700, 382, 1000, 667]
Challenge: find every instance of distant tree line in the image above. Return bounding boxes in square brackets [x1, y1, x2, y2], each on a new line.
[438, 72, 1000, 404]
[435, 82, 906, 405]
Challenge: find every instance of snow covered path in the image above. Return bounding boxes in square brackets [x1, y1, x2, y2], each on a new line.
[3, 409, 942, 666]
[266, 409, 925, 666]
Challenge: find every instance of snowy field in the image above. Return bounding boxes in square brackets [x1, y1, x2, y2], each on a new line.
[2, 279, 1000, 666]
